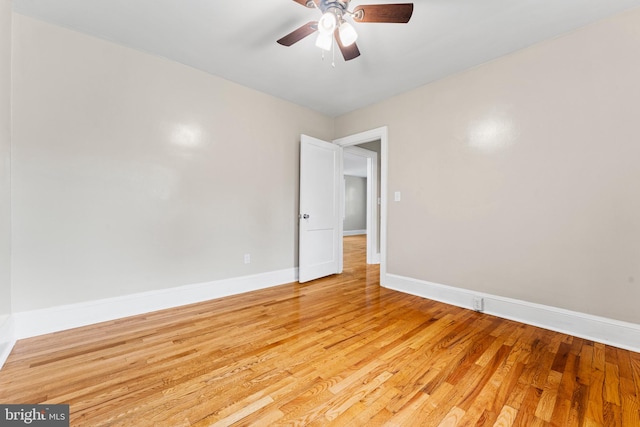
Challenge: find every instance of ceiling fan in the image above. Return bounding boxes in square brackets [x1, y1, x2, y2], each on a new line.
[277, 0, 414, 61]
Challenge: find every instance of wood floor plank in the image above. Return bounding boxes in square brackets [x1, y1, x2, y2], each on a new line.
[0, 235, 638, 426]
[436, 406, 465, 427]
[586, 368, 605, 426]
[493, 405, 518, 427]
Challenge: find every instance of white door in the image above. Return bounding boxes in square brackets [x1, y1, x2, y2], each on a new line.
[299, 135, 342, 283]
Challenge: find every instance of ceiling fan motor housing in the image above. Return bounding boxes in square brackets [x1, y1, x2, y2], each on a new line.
[319, 0, 350, 15]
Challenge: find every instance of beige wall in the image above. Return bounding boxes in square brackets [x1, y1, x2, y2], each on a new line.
[0, 0, 12, 326]
[8, 7, 640, 326]
[11, 15, 333, 312]
[335, 8, 640, 323]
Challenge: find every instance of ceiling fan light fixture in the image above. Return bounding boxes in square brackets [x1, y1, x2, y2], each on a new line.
[315, 32, 333, 51]
[338, 21, 358, 46]
[317, 11, 337, 34]
[277, 1, 414, 62]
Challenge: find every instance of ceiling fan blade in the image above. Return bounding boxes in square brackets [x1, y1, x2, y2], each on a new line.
[277, 21, 318, 46]
[292, 0, 319, 8]
[352, 3, 414, 23]
[335, 30, 361, 61]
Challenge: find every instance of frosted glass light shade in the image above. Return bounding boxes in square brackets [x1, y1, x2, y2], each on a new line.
[315, 32, 333, 51]
[339, 22, 358, 46]
[318, 12, 337, 35]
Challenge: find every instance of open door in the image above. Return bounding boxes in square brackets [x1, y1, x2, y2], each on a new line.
[299, 135, 342, 283]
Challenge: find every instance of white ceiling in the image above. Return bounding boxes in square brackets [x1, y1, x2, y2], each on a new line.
[13, 0, 640, 117]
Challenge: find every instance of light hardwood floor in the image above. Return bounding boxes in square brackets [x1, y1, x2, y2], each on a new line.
[1, 235, 639, 426]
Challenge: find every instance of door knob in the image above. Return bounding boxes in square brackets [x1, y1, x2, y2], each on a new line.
[302, 214, 310, 219]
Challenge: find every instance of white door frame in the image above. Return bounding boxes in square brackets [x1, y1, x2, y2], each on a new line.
[333, 126, 388, 280]
[343, 146, 379, 265]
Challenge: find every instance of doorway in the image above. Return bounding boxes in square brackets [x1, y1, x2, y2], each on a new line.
[334, 127, 388, 281]
[343, 145, 379, 265]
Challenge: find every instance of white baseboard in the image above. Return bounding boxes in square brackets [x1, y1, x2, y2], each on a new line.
[14, 268, 298, 340]
[384, 273, 640, 353]
[343, 229, 366, 236]
[0, 316, 16, 370]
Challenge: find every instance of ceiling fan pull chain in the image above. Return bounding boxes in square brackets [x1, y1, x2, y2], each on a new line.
[332, 36, 336, 68]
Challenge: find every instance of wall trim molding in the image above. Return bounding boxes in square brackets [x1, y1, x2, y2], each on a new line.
[343, 229, 366, 236]
[384, 273, 640, 353]
[9, 269, 638, 367]
[0, 316, 16, 370]
[14, 268, 298, 340]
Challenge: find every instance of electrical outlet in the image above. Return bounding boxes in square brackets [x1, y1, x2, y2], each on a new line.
[244, 254, 251, 264]
[472, 296, 484, 312]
